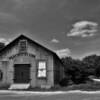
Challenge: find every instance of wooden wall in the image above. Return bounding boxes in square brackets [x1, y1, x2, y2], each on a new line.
[0, 39, 55, 88]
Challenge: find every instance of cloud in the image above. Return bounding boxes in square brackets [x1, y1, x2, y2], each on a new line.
[51, 38, 59, 43]
[0, 38, 11, 45]
[67, 21, 98, 38]
[55, 48, 71, 58]
[0, 38, 8, 44]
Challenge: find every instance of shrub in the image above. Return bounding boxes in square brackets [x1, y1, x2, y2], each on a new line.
[59, 77, 69, 87]
[0, 83, 10, 89]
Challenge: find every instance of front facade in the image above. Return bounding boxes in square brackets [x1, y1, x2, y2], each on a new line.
[0, 35, 64, 88]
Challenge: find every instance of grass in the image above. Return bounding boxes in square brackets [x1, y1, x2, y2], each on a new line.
[59, 82, 100, 91]
[22, 82, 100, 91]
[1, 82, 100, 100]
[1, 81, 100, 91]
[0, 84, 10, 90]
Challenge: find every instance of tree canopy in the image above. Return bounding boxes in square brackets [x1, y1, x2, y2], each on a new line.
[61, 54, 100, 85]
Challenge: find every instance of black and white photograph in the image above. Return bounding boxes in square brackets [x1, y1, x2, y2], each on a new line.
[0, 0, 100, 100]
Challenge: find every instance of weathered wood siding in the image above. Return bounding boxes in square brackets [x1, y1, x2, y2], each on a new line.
[0, 39, 54, 87]
[53, 56, 65, 85]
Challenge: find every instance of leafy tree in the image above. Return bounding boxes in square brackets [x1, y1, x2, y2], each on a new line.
[83, 54, 100, 76]
[61, 57, 88, 84]
[61, 54, 100, 85]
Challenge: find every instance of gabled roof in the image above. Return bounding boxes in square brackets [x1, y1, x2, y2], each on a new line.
[0, 34, 63, 64]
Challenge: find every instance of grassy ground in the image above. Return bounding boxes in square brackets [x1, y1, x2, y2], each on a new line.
[1, 81, 100, 91]
[1, 81, 100, 100]
[27, 82, 100, 91]
[1, 92, 100, 100]
[62, 82, 100, 91]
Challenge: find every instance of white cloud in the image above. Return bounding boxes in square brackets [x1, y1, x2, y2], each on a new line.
[0, 38, 7, 44]
[55, 48, 71, 58]
[0, 38, 11, 45]
[67, 21, 98, 38]
[51, 38, 59, 43]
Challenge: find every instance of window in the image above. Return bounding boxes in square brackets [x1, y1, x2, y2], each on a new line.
[37, 61, 46, 78]
[19, 40, 27, 53]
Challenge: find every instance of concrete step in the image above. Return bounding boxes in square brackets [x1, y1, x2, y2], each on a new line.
[9, 84, 30, 90]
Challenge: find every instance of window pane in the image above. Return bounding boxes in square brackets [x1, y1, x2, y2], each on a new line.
[38, 61, 46, 69]
[19, 40, 27, 53]
[37, 61, 46, 78]
[38, 70, 46, 77]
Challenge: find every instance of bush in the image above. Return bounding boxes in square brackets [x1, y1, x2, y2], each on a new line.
[0, 83, 10, 89]
[59, 77, 69, 87]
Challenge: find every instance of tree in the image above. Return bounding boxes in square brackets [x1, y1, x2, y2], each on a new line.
[61, 57, 88, 84]
[83, 54, 100, 76]
[61, 55, 100, 85]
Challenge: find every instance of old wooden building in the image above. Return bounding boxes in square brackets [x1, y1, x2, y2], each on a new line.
[0, 35, 64, 89]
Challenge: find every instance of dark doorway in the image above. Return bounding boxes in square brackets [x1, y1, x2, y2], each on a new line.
[14, 64, 30, 83]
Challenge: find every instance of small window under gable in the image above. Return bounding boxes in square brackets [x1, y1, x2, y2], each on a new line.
[37, 61, 47, 78]
[19, 40, 27, 53]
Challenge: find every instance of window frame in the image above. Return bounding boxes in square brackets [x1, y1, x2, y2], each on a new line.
[37, 60, 47, 79]
[19, 39, 27, 53]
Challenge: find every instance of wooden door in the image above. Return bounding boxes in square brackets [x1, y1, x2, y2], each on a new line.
[14, 64, 30, 83]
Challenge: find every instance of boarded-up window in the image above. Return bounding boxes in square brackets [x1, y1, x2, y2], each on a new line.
[19, 40, 27, 53]
[37, 61, 46, 78]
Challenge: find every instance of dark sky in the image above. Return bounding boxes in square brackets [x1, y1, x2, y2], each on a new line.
[0, 0, 100, 59]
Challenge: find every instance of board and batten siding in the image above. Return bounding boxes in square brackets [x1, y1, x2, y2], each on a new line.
[0, 39, 54, 87]
[53, 55, 65, 85]
[28, 42, 54, 87]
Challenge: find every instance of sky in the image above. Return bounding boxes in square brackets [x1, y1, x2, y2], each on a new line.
[0, 0, 100, 59]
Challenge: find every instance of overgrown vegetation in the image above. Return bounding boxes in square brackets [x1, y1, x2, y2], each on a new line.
[60, 54, 100, 87]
